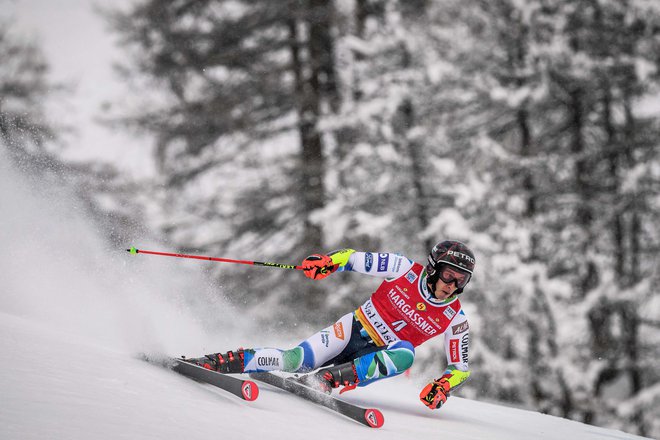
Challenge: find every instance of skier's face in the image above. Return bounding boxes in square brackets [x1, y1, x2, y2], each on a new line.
[433, 277, 458, 300]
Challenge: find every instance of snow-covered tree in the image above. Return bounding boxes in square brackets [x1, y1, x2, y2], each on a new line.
[423, 0, 660, 436]
[109, 0, 345, 323]
[0, 23, 55, 167]
[106, 1, 660, 436]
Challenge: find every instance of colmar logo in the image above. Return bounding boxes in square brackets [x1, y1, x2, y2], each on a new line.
[257, 356, 280, 367]
[333, 322, 345, 340]
[461, 334, 469, 364]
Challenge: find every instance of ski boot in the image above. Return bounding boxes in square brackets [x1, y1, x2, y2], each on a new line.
[302, 361, 359, 394]
[185, 349, 247, 374]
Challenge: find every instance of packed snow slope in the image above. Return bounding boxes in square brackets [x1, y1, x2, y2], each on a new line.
[0, 158, 650, 440]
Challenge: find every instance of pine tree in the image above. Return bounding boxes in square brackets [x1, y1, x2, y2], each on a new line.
[428, 0, 660, 436]
[555, 1, 660, 434]
[109, 0, 345, 322]
[0, 24, 55, 167]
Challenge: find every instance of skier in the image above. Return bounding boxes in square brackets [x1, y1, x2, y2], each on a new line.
[188, 240, 475, 410]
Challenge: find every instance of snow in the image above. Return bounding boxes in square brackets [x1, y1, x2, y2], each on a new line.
[1, 150, 650, 440]
[1, 311, 649, 440]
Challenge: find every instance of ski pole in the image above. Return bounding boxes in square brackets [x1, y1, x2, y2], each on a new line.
[126, 246, 304, 270]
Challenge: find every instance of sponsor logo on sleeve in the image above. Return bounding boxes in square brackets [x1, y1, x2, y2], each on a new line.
[449, 339, 460, 363]
[378, 253, 389, 272]
[443, 306, 457, 320]
[320, 330, 330, 347]
[333, 322, 345, 340]
[451, 321, 469, 334]
[461, 334, 469, 364]
[393, 256, 402, 273]
[365, 252, 373, 271]
[405, 269, 418, 284]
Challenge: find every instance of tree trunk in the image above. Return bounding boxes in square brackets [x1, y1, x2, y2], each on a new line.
[288, 9, 327, 252]
[569, 88, 598, 297]
[398, 98, 432, 251]
[601, 87, 625, 280]
[308, 0, 340, 112]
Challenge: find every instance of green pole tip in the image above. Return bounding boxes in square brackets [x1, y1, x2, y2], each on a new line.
[128, 247, 138, 254]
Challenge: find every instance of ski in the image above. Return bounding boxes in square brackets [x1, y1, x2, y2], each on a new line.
[142, 355, 259, 402]
[249, 372, 384, 428]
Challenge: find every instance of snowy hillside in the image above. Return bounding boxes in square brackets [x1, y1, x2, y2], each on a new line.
[0, 313, 639, 439]
[2, 313, 650, 440]
[0, 159, 650, 440]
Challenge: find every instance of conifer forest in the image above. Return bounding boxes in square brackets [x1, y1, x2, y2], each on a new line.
[2, 1, 659, 437]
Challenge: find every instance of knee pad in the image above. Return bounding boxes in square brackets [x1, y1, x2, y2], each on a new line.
[387, 340, 415, 371]
[355, 340, 415, 384]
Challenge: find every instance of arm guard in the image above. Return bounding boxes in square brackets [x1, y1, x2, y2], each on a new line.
[440, 365, 471, 391]
[335, 250, 414, 278]
[327, 249, 356, 269]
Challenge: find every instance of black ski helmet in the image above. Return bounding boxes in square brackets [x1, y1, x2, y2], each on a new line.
[426, 240, 475, 295]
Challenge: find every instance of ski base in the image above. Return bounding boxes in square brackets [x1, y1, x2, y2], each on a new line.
[250, 372, 384, 428]
[142, 354, 259, 401]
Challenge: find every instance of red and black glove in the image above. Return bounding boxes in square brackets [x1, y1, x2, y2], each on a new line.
[419, 378, 451, 410]
[301, 254, 338, 280]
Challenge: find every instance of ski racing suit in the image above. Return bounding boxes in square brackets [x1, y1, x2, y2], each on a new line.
[242, 250, 471, 391]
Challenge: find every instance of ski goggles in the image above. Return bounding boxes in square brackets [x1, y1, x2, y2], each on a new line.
[427, 263, 472, 289]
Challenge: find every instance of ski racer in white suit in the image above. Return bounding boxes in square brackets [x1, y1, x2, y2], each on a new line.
[188, 240, 475, 410]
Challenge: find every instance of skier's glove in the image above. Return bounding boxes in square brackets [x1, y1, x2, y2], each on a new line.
[419, 378, 451, 410]
[301, 254, 338, 280]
